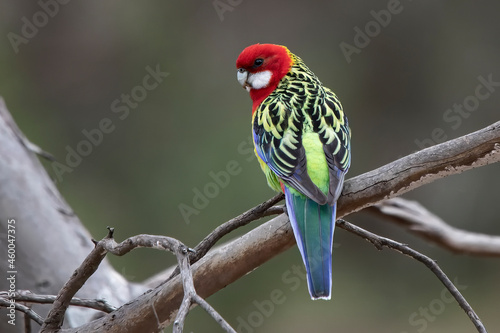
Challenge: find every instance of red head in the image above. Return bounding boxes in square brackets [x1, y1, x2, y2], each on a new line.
[236, 44, 294, 111]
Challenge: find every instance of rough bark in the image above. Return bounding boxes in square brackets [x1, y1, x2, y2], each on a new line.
[66, 121, 500, 332]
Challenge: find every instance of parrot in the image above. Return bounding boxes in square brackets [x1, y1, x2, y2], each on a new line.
[236, 44, 351, 300]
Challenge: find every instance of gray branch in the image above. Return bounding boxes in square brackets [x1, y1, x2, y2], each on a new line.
[336, 219, 487, 333]
[0, 291, 116, 313]
[338, 122, 500, 218]
[370, 197, 500, 256]
[173, 246, 236, 333]
[67, 121, 499, 332]
[36, 227, 235, 333]
[0, 297, 44, 326]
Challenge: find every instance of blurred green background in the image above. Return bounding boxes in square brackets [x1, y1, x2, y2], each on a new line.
[1, 1, 499, 332]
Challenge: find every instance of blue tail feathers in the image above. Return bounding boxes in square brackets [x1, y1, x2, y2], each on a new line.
[285, 186, 336, 300]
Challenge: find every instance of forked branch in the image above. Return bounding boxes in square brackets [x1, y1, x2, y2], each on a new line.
[39, 227, 235, 333]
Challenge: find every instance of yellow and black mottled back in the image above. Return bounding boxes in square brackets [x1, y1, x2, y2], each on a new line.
[252, 54, 351, 206]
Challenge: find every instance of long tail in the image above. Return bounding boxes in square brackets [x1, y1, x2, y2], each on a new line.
[284, 186, 336, 300]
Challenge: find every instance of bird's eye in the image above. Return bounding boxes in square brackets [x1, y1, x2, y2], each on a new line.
[253, 58, 264, 67]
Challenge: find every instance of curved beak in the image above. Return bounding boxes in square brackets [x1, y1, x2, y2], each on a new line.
[237, 68, 251, 92]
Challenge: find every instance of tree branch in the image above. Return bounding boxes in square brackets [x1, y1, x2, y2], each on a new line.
[1, 96, 498, 332]
[65, 121, 500, 332]
[0, 298, 44, 326]
[0, 291, 116, 314]
[370, 197, 500, 256]
[40, 226, 236, 332]
[61, 214, 294, 333]
[338, 121, 500, 218]
[168, 193, 284, 280]
[173, 246, 235, 333]
[40, 229, 115, 332]
[336, 219, 487, 333]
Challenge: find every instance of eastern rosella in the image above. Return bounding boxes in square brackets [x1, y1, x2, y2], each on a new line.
[236, 44, 351, 300]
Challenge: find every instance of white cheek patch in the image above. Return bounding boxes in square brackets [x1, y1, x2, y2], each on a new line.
[248, 70, 272, 89]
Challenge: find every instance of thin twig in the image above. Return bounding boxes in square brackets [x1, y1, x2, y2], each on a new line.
[173, 246, 194, 333]
[262, 204, 286, 217]
[40, 227, 185, 332]
[100, 228, 181, 256]
[40, 226, 234, 332]
[173, 245, 236, 333]
[100, 228, 236, 332]
[40, 229, 113, 332]
[0, 291, 117, 313]
[21, 138, 55, 161]
[0, 297, 44, 326]
[336, 219, 487, 333]
[191, 193, 284, 263]
[24, 304, 32, 333]
[168, 193, 284, 280]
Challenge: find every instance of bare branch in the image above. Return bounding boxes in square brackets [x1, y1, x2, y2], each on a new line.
[336, 219, 487, 333]
[173, 246, 236, 333]
[370, 197, 500, 256]
[168, 193, 284, 280]
[0, 297, 44, 326]
[100, 228, 181, 256]
[61, 214, 294, 333]
[145, 201, 286, 289]
[101, 229, 235, 332]
[0, 291, 116, 313]
[2, 98, 498, 331]
[190, 193, 284, 265]
[24, 305, 32, 333]
[65, 121, 500, 332]
[40, 229, 114, 332]
[338, 122, 500, 218]
[39, 225, 235, 332]
[39, 227, 186, 331]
